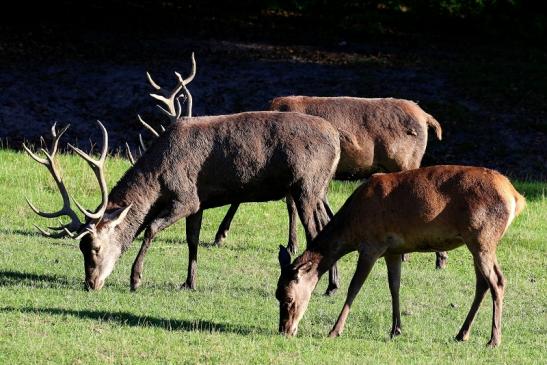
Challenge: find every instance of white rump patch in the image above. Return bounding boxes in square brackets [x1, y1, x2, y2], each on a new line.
[504, 197, 516, 234]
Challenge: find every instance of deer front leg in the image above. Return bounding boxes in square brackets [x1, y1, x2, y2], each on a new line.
[130, 227, 154, 291]
[181, 210, 203, 290]
[130, 206, 174, 291]
[130, 202, 195, 291]
[329, 253, 377, 337]
[286, 195, 299, 255]
[385, 254, 402, 337]
[214, 203, 239, 246]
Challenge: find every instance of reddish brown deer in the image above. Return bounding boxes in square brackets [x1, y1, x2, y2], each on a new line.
[25, 112, 341, 293]
[214, 96, 447, 269]
[276, 165, 525, 347]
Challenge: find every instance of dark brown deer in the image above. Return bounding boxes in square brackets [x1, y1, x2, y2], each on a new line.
[25, 112, 341, 293]
[276, 165, 525, 347]
[214, 96, 447, 269]
[127, 64, 344, 295]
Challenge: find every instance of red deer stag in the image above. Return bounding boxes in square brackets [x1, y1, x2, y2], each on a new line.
[127, 65, 345, 295]
[276, 165, 525, 347]
[25, 112, 341, 293]
[215, 96, 448, 269]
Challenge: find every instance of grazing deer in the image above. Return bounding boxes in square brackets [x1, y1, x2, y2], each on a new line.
[25, 112, 341, 293]
[127, 63, 344, 295]
[214, 96, 448, 269]
[276, 165, 525, 347]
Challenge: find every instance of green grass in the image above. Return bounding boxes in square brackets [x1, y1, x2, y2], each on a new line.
[0, 150, 545, 364]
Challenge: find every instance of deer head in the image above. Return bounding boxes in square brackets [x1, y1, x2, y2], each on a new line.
[24, 121, 132, 290]
[275, 246, 319, 336]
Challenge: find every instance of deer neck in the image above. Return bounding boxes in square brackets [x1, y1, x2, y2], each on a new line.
[305, 216, 356, 279]
[107, 172, 162, 252]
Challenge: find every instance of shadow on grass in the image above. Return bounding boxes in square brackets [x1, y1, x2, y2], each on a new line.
[0, 270, 78, 288]
[0, 228, 77, 247]
[0, 228, 37, 237]
[0, 306, 271, 335]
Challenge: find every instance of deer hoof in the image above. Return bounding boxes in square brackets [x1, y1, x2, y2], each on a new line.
[180, 281, 195, 290]
[130, 278, 141, 291]
[328, 329, 340, 338]
[390, 327, 402, 338]
[486, 338, 500, 348]
[455, 331, 469, 342]
[324, 286, 338, 296]
[213, 234, 226, 247]
[436, 255, 448, 270]
[287, 243, 297, 255]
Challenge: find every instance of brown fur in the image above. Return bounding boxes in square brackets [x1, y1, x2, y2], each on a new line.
[276, 165, 525, 347]
[271, 96, 442, 178]
[79, 111, 340, 291]
[216, 96, 446, 269]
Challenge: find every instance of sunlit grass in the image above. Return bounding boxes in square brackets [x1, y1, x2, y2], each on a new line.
[0, 150, 545, 364]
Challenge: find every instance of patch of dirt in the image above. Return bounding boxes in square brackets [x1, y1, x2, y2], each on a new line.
[0, 29, 545, 179]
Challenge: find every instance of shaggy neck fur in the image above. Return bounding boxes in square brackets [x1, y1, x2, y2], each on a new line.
[106, 165, 163, 252]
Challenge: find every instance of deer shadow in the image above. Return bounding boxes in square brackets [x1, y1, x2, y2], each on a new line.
[0, 270, 77, 288]
[0, 306, 271, 335]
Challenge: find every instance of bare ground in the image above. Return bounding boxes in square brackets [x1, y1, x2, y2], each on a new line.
[0, 29, 545, 179]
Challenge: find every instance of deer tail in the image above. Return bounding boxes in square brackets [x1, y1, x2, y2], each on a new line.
[426, 114, 443, 140]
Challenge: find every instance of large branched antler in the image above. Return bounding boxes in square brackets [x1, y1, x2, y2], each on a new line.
[24, 121, 111, 239]
[127, 53, 196, 166]
[67, 121, 109, 220]
[146, 52, 195, 122]
[23, 123, 83, 238]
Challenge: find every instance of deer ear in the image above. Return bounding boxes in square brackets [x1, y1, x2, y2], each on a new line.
[103, 204, 132, 228]
[294, 261, 313, 278]
[278, 245, 292, 270]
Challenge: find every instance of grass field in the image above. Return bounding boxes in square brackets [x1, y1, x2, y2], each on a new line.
[0, 150, 545, 364]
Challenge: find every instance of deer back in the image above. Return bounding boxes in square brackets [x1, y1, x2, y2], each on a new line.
[112, 111, 340, 210]
[271, 96, 440, 177]
[313, 165, 525, 258]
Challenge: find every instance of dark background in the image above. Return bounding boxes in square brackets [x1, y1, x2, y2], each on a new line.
[0, 1, 545, 178]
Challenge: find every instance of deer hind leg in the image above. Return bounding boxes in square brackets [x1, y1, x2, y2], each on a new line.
[130, 201, 196, 291]
[181, 210, 203, 290]
[385, 254, 402, 338]
[292, 188, 339, 295]
[323, 196, 334, 219]
[435, 251, 449, 269]
[286, 195, 299, 255]
[481, 255, 505, 347]
[455, 260, 489, 342]
[214, 203, 240, 246]
[329, 253, 377, 337]
[316, 198, 340, 296]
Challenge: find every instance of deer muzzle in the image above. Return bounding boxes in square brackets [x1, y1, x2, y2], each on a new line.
[85, 277, 105, 291]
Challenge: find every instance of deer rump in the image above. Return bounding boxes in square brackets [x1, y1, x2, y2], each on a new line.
[122, 111, 340, 210]
[271, 96, 442, 179]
